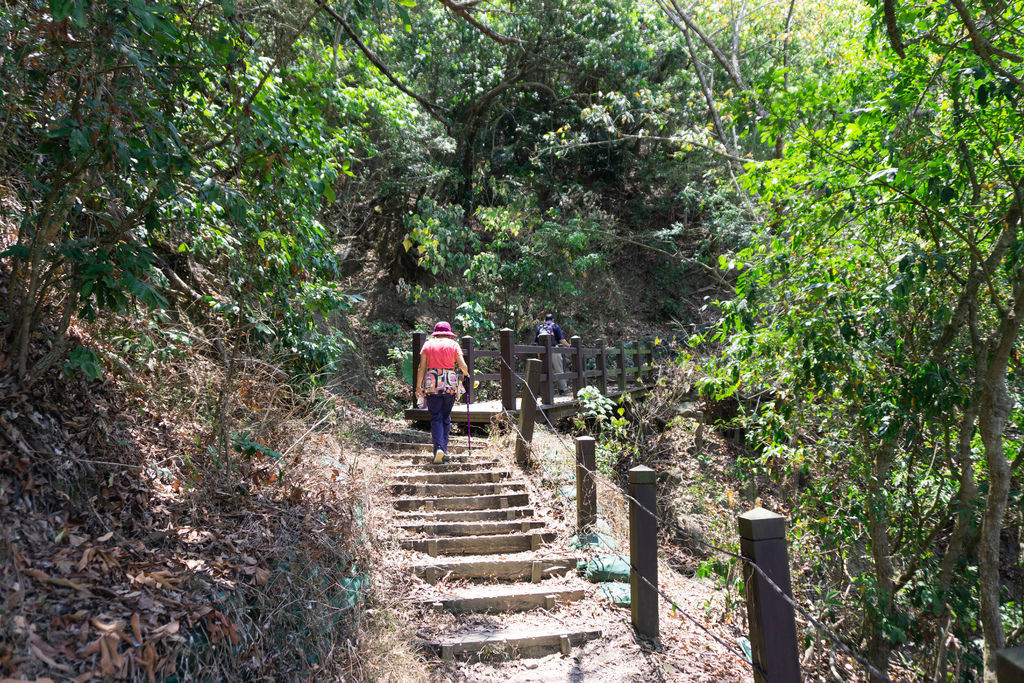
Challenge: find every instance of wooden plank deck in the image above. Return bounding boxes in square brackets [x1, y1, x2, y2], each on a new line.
[403, 387, 648, 425]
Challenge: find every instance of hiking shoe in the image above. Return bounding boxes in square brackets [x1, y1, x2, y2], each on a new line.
[432, 449, 445, 465]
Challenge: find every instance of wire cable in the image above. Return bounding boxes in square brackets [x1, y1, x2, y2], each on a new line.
[495, 355, 892, 682]
[540, 426, 764, 678]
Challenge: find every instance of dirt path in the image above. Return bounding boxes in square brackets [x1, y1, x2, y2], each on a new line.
[369, 430, 753, 682]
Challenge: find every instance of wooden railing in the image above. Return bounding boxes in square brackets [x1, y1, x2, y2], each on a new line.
[411, 328, 654, 408]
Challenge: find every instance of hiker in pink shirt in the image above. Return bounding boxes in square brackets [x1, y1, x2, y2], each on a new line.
[415, 322, 469, 464]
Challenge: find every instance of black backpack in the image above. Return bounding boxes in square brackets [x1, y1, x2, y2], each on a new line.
[535, 321, 556, 343]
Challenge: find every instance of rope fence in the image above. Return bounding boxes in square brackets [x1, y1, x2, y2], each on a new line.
[540, 429, 762, 676]
[495, 355, 891, 683]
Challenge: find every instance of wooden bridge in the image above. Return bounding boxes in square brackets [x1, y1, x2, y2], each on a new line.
[404, 329, 654, 424]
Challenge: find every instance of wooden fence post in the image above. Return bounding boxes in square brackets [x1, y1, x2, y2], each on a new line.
[997, 648, 1024, 682]
[738, 508, 800, 683]
[575, 436, 596, 530]
[629, 465, 658, 640]
[412, 331, 426, 407]
[617, 341, 627, 394]
[500, 328, 515, 411]
[595, 338, 607, 396]
[645, 341, 654, 380]
[461, 335, 475, 405]
[515, 359, 542, 466]
[541, 333, 555, 406]
[638, 342, 647, 385]
[571, 335, 585, 396]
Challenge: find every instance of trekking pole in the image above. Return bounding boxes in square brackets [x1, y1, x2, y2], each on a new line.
[466, 391, 471, 457]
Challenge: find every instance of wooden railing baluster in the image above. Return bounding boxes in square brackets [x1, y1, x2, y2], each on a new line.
[618, 341, 627, 394]
[596, 338, 607, 396]
[541, 333, 555, 406]
[500, 328, 515, 411]
[571, 335, 584, 397]
[461, 335, 475, 404]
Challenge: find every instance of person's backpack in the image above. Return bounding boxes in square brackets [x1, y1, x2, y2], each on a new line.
[535, 320, 556, 343]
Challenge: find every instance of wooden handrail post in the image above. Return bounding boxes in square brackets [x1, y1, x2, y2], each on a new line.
[629, 466, 658, 640]
[515, 359, 542, 466]
[638, 340, 648, 383]
[595, 338, 607, 396]
[575, 436, 596, 530]
[644, 340, 652, 381]
[571, 335, 584, 396]
[461, 335, 475, 405]
[739, 508, 800, 683]
[541, 333, 555, 406]
[499, 328, 516, 411]
[412, 331, 427, 407]
[646, 340, 655, 380]
[997, 648, 1024, 682]
[617, 341, 627, 394]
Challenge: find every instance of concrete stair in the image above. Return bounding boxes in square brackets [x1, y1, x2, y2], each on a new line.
[385, 440, 601, 662]
[428, 626, 602, 661]
[421, 585, 587, 613]
[389, 481, 526, 497]
[390, 469, 510, 484]
[393, 492, 531, 512]
[394, 506, 536, 523]
[395, 519, 547, 537]
[408, 556, 578, 583]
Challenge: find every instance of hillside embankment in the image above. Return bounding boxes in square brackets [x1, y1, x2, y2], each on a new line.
[0, 304, 392, 679]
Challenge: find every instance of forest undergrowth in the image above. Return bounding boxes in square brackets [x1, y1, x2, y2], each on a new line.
[0, 290, 395, 680]
[568, 359, 974, 682]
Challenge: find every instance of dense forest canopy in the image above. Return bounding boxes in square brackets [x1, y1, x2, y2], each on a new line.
[1, 0, 1022, 679]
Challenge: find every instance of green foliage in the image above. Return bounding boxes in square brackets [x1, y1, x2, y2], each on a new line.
[64, 346, 103, 382]
[576, 386, 615, 424]
[454, 301, 494, 338]
[694, 0, 1024, 674]
[232, 431, 284, 461]
[1, 0, 384, 383]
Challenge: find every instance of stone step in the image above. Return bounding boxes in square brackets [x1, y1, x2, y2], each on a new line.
[400, 532, 556, 556]
[394, 506, 535, 523]
[375, 440, 488, 453]
[379, 452, 482, 463]
[421, 586, 587, 614]
[424, 627, 602, 661]
[392, 461, 501, 472]
[396, 519, 546, 537]
[409, 556, 578, 584]
[390, 470, 511, 485]
[393, 493, 530, 512]
[390, 482, 525, 498]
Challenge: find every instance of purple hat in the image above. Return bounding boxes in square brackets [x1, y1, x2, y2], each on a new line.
[431, 321, 456, 337]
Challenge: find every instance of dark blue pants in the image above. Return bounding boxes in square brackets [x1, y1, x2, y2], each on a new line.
[425, 392, 457, 454]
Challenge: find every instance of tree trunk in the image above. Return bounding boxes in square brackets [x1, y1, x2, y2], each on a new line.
[865, 439, 897, 682]
[976, 257, 1024, 679]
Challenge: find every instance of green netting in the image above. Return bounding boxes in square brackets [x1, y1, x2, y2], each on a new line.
[339, 574, 366, 609]
[569, 532, 617, 551]
[598, 582, 631, 607]
[584, 554, 630, 583]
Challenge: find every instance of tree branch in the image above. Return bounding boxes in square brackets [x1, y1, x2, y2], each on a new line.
[535, 132, 753, 165]
[659, 0, 769, 120]
[433, 0, 523, 45]
[322, 5, 453, 134]
[946, 0, 1024, 89]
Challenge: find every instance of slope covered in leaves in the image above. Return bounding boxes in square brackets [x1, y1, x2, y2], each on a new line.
[0, 310, 373, 679]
